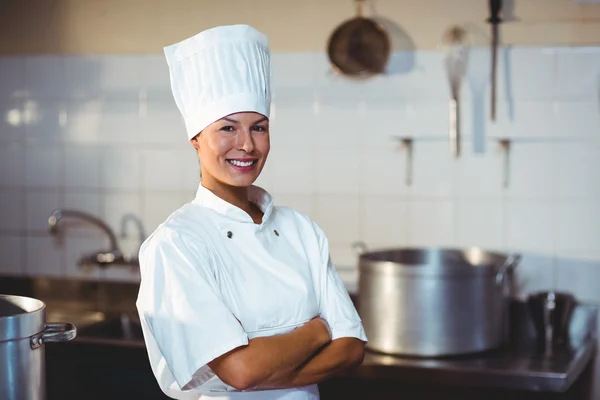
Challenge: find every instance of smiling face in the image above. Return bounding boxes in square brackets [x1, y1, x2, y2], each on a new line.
[190, 112, 270, 190]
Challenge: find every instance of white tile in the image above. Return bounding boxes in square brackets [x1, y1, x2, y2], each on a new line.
[554, 102, 600, 138]
[63, 99, 103, 143]
[63, 56, 101, 99]
[392, 51, 448, 100]
[555, 140, 600, 199]
[96, 101, 141, 144]
[25, 145, 64, 188]
[270, 102, 317, 150]
[314, 195, 360, 244]
[180, 152, 201, 191]
[139, 99, 185, 144]
[455, 199, 504, 249]
[315, 77, 367, 109]
[403, 101, 450, 138]
[361, 103, 414, 148]
[64, 144, 101, 188]
[253, 156, 274, 192]
[506, 201, 554, 253]
[0, 57, 25, 98]
[315, 150, 360, 195]
[328, 243, 359, 270]
[26, 235, 64, 276]
[271, 53, 316, 88]
[102, 192, 141, 235]
[26, 190, 61, 232]
[408, 200, 454, 246]
[0, 235, 24, 275]
[497, 47, 556, 101]
[410, 142, 454, 198]
[0, 190, 24, 231]
[63, 192, 103, 239]
[98, 56, 141, 101]
[555, 47, 600, 101]
[0, 142, 25, 187]
[24, 100, 66, 142]
[139, 54, 171, 100]
[272, 194, 315, 218]
[0, 99, 25, 142]
[487, 102, 555, 139]
[555, 253, 600, 303]
[511, 252, 556, 299]
[506, 141, 554, 199]
[268, 148, 315, 194]
[24, 56, 65, 99]
[141, 149, 194, 191]
[100, 148, 141, 190]
[362, 197, 409, 246]
[142, 191, 185, 233]
[556, 201, 600, 251]
[315, 105, 364, 150]
[63, 236, 105, 280]
[455, 140, 504, 198]
[360, 144, 409, 196]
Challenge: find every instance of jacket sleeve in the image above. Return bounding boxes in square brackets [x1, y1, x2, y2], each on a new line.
[136, 228, 249, 391]
[312, 221, 368, 342]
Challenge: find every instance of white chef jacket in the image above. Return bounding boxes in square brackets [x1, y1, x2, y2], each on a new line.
[136, 183, 367, 400]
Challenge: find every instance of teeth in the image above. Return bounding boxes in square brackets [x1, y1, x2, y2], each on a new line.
[229, 160, 255, 167]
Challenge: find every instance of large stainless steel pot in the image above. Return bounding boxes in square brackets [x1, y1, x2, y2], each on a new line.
[356, 246, 521, 357]
[0, 294, 77, 400]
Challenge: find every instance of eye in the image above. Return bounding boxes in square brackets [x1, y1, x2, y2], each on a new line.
[252, 125, 267, 132]
[220, 126, 235, 132]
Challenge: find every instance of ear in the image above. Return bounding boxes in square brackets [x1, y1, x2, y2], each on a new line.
[189, 134, 200, 150]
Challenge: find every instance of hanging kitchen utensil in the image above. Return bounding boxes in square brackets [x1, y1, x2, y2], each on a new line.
[327, 0, 391, 78]
[443, 26, 469, 158]
[488, 0, 502, 121]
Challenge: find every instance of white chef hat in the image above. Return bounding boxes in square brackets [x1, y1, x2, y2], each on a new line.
[164, 24, 272, 140]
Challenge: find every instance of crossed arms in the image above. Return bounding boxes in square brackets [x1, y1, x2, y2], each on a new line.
[208, 317, 365, 391]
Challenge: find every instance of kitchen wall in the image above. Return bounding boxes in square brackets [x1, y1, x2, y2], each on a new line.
[0, 46, 599, 301]
[1, 0, 600, 54]
[1, 0, 599, 301]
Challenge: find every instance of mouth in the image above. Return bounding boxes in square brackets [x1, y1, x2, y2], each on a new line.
[226, 158, 258, 171]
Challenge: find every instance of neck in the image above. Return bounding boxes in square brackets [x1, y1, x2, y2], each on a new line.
[201, 174, 253, 213]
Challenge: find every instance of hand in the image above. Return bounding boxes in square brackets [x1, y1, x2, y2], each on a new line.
[309, 317, 332, 345]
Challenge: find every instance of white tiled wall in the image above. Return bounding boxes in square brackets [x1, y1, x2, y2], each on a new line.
[0, 47, 599, 300]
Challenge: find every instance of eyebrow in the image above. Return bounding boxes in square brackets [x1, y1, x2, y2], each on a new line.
[221, 116, 268, 125]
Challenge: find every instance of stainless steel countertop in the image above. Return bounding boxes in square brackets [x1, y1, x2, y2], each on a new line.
[1, 275, 598, 399]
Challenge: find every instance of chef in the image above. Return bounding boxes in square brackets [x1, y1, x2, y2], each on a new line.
[136, 24, 367, 400]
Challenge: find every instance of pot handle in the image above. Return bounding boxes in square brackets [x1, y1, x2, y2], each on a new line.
[31, 322, 77, 349]
[495, 253, 522, 285]
[350, 241, 368, 255]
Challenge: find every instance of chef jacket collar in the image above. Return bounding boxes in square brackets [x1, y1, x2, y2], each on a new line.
[192, 182, 274, 225]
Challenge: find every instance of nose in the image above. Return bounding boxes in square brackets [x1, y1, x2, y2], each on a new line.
[237, 129, 254, 153]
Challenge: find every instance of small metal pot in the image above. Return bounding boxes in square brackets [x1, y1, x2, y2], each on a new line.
[0, 294, 77, 400]
[355, 245, 521, 357]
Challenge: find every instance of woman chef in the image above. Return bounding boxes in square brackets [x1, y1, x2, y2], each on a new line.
[136, 24, 367, 399]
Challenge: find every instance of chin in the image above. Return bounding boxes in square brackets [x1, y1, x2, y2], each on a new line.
[224, 175, 259, 188]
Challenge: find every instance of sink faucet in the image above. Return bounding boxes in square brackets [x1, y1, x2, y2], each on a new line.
[48, 209, 138, 268]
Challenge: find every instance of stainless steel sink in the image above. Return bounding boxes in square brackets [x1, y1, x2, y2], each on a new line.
[76, 314, 145, 347]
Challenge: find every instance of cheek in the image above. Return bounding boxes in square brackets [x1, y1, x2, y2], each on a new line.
[257, 135, 270, 156]
[203, 135, 235, 159]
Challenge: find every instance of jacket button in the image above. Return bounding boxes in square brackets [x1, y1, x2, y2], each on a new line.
[227, 231, 233, 238]
[274, 230, 279, 236]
